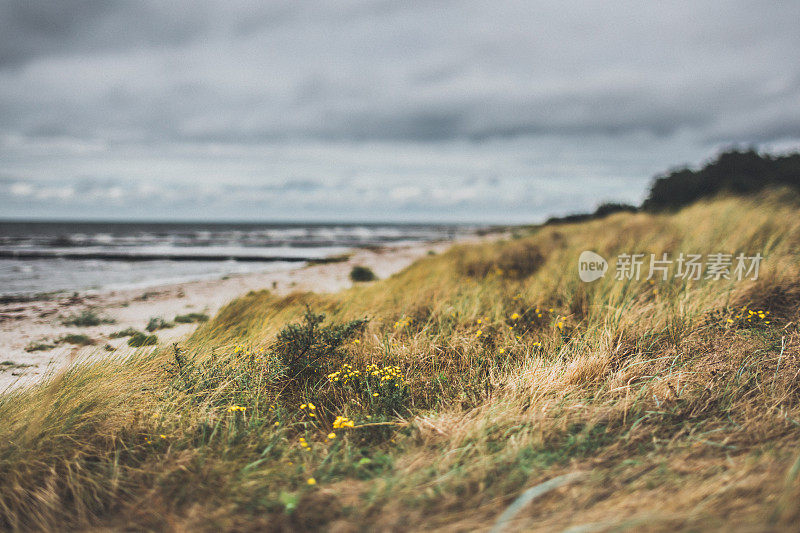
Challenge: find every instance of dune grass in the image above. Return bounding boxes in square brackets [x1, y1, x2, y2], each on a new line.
[2, 191, 800, 531]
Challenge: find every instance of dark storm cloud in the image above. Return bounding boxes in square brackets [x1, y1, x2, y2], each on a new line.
[0, 0, 798, 145]
[1, 1, 799, 221]
[0, 0, 114, 66]
[0, 0, 214, 67]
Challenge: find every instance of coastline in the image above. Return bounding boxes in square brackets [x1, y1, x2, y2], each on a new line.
[0, 240, 459, 392]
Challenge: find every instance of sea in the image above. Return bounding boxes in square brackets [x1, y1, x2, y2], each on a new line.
[0, 221, 474, 299]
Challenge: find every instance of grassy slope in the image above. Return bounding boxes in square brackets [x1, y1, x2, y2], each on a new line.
[2, 191, 800, 531]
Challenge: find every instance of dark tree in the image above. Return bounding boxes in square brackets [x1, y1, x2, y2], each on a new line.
[642, 148, 800, 211]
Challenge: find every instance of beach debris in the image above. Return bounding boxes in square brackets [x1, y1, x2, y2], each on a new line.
[490, 472, 587, 533]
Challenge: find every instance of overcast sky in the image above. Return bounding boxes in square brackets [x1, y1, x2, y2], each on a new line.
[1, 1, 799, 222]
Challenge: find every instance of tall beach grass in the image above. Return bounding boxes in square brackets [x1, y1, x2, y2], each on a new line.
[1, 190, 800, 531]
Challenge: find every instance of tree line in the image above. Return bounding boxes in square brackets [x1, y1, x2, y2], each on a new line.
[545, 148, 800, 225]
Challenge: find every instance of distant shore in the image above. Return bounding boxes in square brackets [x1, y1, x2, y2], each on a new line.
[0, 249, 314, 262]
[0, 240, 463, 391]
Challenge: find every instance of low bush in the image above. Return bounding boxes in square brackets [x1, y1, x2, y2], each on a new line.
[24, 341, 56, 352]
[109, 327, 140, 338]
[146, 317, 174, 332]
[127, 332, 158, 347]
[274, 308, 368, 386]
[58, 334, 94, 346]
[173, 313, 210, 324]
[61, 310, 115, 327]
[350, 266, 377, 282]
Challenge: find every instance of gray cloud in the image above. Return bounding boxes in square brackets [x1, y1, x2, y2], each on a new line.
[0, 0, 217, 67]
[1, 1, 799, 221]
[0, 134, 721, 222]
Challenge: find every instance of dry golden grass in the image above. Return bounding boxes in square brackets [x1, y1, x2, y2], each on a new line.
[1, 189, 800, 531]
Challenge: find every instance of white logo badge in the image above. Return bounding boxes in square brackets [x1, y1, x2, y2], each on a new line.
[578, 251, 608, 282]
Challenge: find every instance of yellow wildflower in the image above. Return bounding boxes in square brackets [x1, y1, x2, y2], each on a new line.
[333, 416, 355, 428]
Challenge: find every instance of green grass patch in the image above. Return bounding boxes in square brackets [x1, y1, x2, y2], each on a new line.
[61, 309, 115, 327]
[24, 341, 57, 352]
[174, 313, 210, 324]
[110, 327, 141, 338]
[127, 332, 158, 347]
[58, 333, 94, 346]
[146, 316, 174, 332]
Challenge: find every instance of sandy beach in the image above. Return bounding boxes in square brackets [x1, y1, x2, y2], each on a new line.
[0, 241, 455, 392]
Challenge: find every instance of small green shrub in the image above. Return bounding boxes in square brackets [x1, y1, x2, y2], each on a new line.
[0, 360, 32, 370]
[109, 327, 141, 338]
[146, 317, 174, 332]
[24, 341, 56, 352]
[128, 332, 158, 347]
[273, 308, 368, 385]
[163, 309, 367, 412]
[174, 313, 210, 324]
[61, 309, 115, 327]
[350, 266, 377, 282]
[58, 334, 94, 346]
